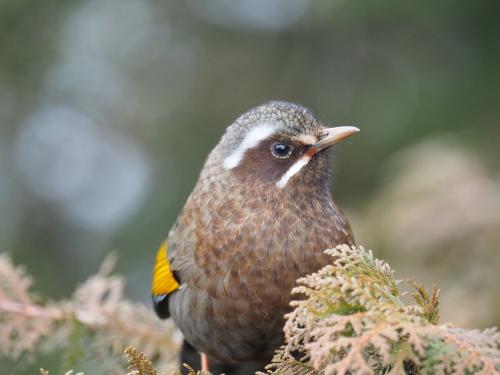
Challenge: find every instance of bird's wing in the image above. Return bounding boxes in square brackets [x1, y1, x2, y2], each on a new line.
[151, 240, 180, 319]
[151, 195, 204, 319]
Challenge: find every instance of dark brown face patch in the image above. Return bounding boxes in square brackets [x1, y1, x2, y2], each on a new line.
[232, 135, 310, 185]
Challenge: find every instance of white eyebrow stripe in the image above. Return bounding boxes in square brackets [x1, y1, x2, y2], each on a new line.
[276, 155, 311, 188]
[223, 123, 277, 170]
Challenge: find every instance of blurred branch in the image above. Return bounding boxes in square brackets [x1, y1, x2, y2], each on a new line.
[0, 253, 180, 373]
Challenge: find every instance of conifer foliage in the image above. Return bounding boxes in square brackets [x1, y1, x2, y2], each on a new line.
[0, 254, 179, 373]
[263, 245, 500, 375]
[0, 246, 499, 374]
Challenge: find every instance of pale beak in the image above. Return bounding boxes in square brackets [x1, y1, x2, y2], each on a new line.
[314, 126, 360, 152]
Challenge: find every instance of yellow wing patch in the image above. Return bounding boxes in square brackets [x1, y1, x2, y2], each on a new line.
[151, 241, 180, 297]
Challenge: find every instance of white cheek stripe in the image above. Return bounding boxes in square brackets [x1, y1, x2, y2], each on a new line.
[223, 123, 277, 170]
[276, 155, 311, 189]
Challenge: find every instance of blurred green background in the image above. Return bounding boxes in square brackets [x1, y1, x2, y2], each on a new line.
[1, 0, 499, 370]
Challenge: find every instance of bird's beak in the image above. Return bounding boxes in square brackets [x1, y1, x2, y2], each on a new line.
[313, 126, 360, 152]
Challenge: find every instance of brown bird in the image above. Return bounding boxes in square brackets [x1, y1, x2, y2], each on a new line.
[151, 101, 358, 373]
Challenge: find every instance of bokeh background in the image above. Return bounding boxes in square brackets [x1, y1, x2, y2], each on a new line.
[1, 0, 499, 371]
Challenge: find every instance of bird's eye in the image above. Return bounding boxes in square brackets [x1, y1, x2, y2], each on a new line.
[271, 142, 293, 159]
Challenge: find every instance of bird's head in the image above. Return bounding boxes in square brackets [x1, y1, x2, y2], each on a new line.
[213, 101, 359, 192]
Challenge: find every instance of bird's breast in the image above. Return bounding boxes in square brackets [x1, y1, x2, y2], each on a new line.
[169, 174, 353, 362]
[191, 181, 350, 309]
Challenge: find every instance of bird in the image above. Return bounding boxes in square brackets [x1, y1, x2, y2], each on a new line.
[151, 101, 358, 374]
